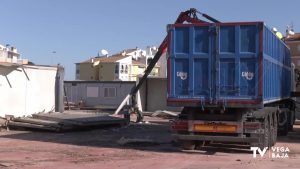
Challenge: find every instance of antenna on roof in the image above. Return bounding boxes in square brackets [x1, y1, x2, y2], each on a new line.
[286, 22, 295, 37]
[99, 49, 109, 57]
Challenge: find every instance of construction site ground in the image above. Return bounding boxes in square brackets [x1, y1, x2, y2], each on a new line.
[0, 115, 300, 169]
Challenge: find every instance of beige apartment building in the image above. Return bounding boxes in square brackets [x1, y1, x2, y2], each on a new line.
[76, 54, 131, 81]
[76, 48, 160, 81]
[129, 60, 160, 81]
[76, 58, 99, 80]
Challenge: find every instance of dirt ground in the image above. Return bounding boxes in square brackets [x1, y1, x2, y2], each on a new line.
[0, 115, 300, 169]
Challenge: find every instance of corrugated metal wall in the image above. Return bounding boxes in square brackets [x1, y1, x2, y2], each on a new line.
[64, 81, 135, 108]
[167, 22, 291, 108]
[263, 26, 291, 103]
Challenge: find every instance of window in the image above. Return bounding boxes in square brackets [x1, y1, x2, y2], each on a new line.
[104, 87, 116, 98]
[147, 58, 153, 65]
[115, 64, 119, 73]
[87, 87, 99, 98]
[125, 65, 128, 73]
[121, 65, 124, 73]
[298, 44, 300, 52]
[75, 64, 80, 75]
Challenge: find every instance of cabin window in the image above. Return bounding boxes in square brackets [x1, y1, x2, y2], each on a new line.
[104, 87, 116, 98]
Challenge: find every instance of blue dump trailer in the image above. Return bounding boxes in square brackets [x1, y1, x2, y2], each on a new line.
[169, 22, 296, 149]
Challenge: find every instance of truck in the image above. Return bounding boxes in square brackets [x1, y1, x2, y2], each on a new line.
[169, 21, 296, 150]
[114, 9, 296, 150]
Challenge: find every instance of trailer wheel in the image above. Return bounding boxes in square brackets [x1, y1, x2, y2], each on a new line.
[279, 122, 289, 136]
[181, 140, 196, 150]
[251, 117, 270, 149]
[265, 117, 271, 148]
[288, 110, 295, 131]
[262, 116, 271, 149]
[271, 113, 278, 146]
[278, 111, 289, 136]
[269, 114, 274, 146]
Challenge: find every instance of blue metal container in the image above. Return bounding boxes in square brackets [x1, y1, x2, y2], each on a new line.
[167, 22, 291, 108]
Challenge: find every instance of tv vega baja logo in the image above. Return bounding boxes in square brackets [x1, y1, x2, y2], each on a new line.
[251, 147, 290, 158]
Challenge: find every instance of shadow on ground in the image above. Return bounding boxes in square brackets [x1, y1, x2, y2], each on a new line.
[278, 126, 300, 144]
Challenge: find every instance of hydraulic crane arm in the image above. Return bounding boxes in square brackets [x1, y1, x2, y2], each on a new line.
[114, 8, 220, 121]
[130, 9, 219, 95]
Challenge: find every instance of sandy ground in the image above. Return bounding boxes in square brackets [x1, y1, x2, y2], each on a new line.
[0, 116, 300, 169]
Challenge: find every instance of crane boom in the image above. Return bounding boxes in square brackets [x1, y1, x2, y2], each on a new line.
[114, 8, 220, 122]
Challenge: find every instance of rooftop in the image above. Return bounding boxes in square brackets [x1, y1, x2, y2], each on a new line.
[121, 48, 138, 55]
[132, 60, 144, 65]
[77, 48, 140, 64]
[97, 54, 129, 63]
[79, 54, 129, 64]
[285, 33, 300, 41]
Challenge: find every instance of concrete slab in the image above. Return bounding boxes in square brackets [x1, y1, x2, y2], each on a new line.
[8, 111, 126, 131]
[32, 111, 126, 127]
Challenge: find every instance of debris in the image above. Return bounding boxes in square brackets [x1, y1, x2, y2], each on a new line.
[64, 101, 80, 110]
[151, 110, 179, 118]
[32, 112, 124, 127]
[0, 116, 11, 131]
[0, 162, 12, 167]
[13, 117, 61, 128]
[7, 111, 126, 132]
[0, 118, 6, 127]
[8, 121, 59, 131]
[138, 121, 150, 124]
[141, 111, 154, 116]
[117, 137, 161, 146]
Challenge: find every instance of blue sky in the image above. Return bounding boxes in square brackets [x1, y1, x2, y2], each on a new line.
[1, 0, 299, 80]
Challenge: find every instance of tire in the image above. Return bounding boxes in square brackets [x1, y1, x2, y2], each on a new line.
[264, 117, 271, 149]
[279, 122, 289, 136]
[272, 113, 278, 146]
[288, 111, 295, 131]
[269, 114, 274, 146]
[278, 111, 289, 136]
[251, 117, 270, 149]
